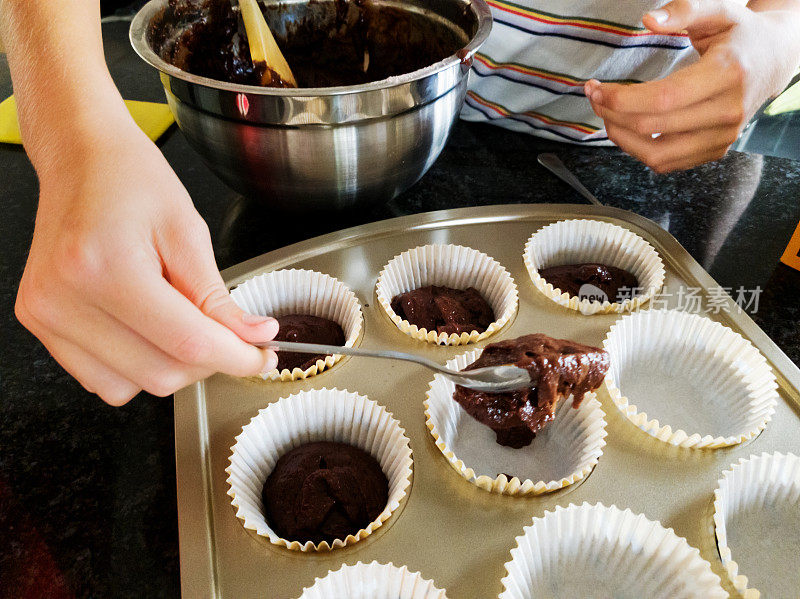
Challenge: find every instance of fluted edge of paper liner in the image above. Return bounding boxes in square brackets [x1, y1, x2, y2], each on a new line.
[713, 452, 800, 598]
[499, 502, 726, 599]
[297, 561, 447, 599]
[603, 310, 777, 449]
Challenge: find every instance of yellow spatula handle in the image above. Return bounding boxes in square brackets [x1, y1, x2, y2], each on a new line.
[239, 0, 297, 87]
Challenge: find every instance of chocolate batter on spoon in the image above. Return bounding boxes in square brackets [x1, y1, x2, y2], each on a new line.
[262, 441, 388, 544]
[453, 334, 610, 448]
[274, 314, 345, 371]
[390, 286, 495, 335]
[539, 263, 639, 303]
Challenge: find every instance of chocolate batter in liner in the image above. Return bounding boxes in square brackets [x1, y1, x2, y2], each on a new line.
[453, 334, 610, 448]
[229, 268, 364, 383]
[262, 441, 389, 545]
[227, 388, 413, 550]
[523, 219, 666, 317]
[390, 286, 495, 336]
[274, 314, 346, 372]
[539, 263, 639, 304]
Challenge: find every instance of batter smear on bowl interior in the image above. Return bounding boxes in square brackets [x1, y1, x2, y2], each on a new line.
[453, 334, 610, 448]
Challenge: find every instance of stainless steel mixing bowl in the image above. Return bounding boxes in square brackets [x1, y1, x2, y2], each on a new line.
[130, 0, 491, 212]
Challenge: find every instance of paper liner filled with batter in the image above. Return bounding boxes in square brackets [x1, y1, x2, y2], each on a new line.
[230, 269, 363, 380]
[226, 388, 413, 551]
[376, 244, 518, 345]
[523, 219, 665, 315]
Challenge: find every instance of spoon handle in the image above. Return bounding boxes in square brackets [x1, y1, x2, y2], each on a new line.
[255, 340, 452, 374]
[537, 153, 603, 206]
[254, 340, 529, 389]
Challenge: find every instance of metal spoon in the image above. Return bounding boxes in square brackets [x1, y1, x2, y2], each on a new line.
[537, 153, 603, 206]
[254, 340, 532, 392]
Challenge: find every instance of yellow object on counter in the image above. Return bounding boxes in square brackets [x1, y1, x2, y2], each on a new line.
[781, 220, 800, 272]
[765, 79, 800, 116]
[0, 96, 174, 145]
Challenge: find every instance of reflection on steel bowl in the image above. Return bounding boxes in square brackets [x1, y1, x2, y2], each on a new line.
[130, 0, 492, 212]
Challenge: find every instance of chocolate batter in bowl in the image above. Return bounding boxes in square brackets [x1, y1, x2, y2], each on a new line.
[130, 0, 492, 211]
[150, 0, 467, 87]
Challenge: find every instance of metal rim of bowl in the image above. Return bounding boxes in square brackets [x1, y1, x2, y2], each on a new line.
[129, 0, 493, 96]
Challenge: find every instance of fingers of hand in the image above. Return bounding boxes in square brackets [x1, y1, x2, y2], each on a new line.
[157, 214, 280, 373]
[23, 210, 273, 391]
[16, 303, 140, 406]
[16, 281, 216, 398]
[604, 122, 736, 173]
[585, 45, 748, 172]
[643, 0, 744, 35]
[650, 144, 739, 174]
[97, 270, 274, 378]
[159, 216, 280, 344]
[592, 89, 746, 137]
[44, 336, 141, 406]
[17, 140, 275, 400]
[193, 285, 280, 372]
[585, 49, 744, 115]
[17, 224, 273, 398]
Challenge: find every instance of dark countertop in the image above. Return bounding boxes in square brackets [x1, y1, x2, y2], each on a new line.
[2, 19, 800, 599]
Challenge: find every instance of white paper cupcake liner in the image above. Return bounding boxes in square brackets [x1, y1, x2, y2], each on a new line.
[226, 388, 413, 551]
[424, 348, 607, 496]
[500, 502, 726, 599]
[713, 452, 800, 598]
[375, 244, 518, 345]
[298, 561, 447, 599]
[523, 219, 665, 315]
[603, 310, 778, 448]
[230, 269, 363, 380]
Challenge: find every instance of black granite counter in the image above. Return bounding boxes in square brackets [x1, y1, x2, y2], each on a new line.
[1, 18, 800, 599]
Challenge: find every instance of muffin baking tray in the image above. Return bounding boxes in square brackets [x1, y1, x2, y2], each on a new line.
[173, 204, 800, 598]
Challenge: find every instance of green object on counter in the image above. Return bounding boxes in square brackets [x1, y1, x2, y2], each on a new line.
[765, 78, 800, 116]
